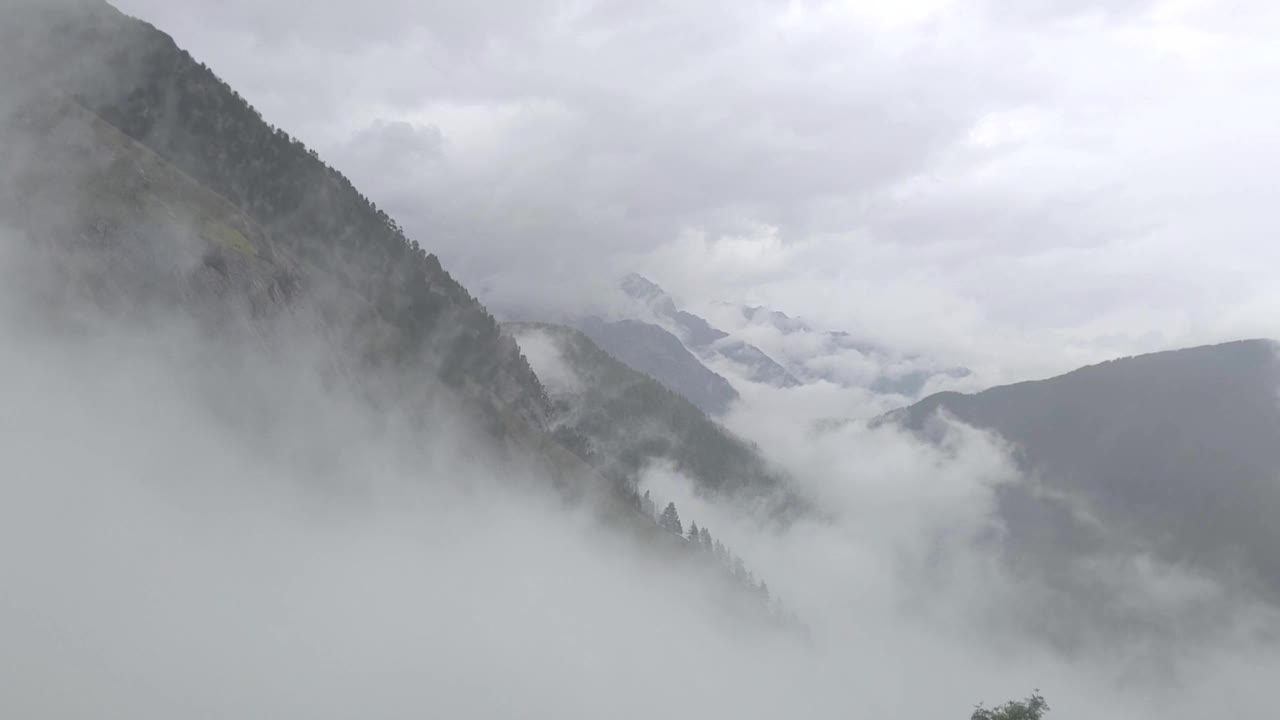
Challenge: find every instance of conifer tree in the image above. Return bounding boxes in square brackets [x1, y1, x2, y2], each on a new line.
[659, 502, 683, 536]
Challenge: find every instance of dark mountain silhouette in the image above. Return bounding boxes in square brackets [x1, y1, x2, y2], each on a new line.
[891, 339, 1280, 594]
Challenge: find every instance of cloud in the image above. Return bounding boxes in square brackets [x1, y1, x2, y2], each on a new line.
[626, 372, 1280, 718]
[9, 4, 1280, 713]
[508, 324, 585, 395]
[3, 207, 1280, 719]
[0, 231, 811, 718]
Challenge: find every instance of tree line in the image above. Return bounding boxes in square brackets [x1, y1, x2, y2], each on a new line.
[640, 490, 803, 631]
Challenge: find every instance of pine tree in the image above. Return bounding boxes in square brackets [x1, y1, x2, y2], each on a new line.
[699, 527, 712, 548]
[660, 502, 683, 536]
[688, 521, 700, 542]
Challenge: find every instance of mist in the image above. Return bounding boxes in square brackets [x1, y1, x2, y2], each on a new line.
[0, 234, 801, 718]
[5, 2, 1280, 717]
[6, 224, 1280, 719]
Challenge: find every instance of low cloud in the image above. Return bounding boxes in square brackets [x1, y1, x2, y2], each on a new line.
[4, 211, 1280, 719]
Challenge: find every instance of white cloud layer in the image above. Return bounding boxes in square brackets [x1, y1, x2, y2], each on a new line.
[3, 214, 1280, 718]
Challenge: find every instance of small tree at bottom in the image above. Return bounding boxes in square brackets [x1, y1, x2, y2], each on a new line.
[971, 692, 1048, 720]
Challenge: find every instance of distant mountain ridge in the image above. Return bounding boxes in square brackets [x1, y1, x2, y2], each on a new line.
[889, 339, 1280, 596]
[734, 302, 972, 397]
[600, 273, 969, 407]
[620, 273, 802, 389]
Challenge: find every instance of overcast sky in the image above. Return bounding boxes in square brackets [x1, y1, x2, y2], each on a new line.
[114, 0, 1280, 382]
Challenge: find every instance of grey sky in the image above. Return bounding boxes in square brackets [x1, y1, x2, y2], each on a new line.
[114, 0, 1280, 382]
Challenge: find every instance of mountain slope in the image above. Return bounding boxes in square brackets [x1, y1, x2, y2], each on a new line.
[0, 1, 805, 643]
[4, 0, 550, 430]
[575, 316, 739, 416]
[891, 339, 1280, 593]
[507, 322, 791, 504]
[1, 94, 301, 325]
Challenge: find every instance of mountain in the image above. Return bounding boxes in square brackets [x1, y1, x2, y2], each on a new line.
[889, 339, 1280, 595]
[575, 316, 739, 416]
[715, 339, 804, 389]
[507, 322, 791, 504]
[737, 304, 972, 397]
[609, 274, 966, 405]
[0, 0, 801, 648]
[2, 0, 798, 587]
[3, 0, 552, 436]
[619, 273, 801, 388]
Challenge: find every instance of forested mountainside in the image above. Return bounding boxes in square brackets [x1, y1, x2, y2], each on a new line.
[3, 0, 550, 430]
[890, 339, 1280, 596]
[2, 95, 291, 320]
[507, 322, 792, 506]
[0, 1, 796, 611]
